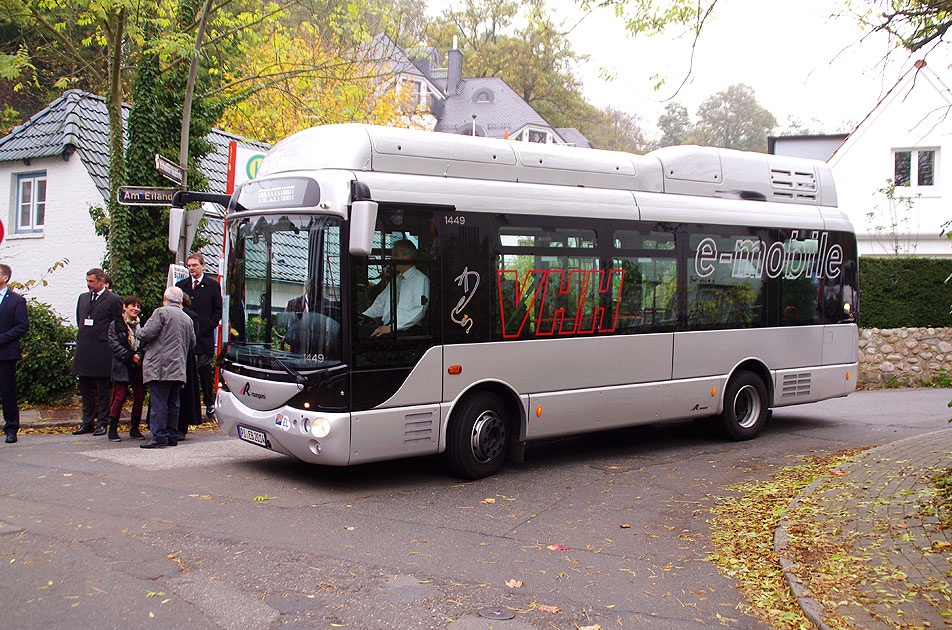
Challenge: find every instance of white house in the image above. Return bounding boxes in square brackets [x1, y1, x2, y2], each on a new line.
[768, 134, 847, 161]
[0, 90, 267, 322]
[828, 60, 952, 257]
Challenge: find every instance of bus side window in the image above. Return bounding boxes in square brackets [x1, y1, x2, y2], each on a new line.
[686, 232, 765, 329]
[358, 215, 435, 339]
[612, 229, 677, 332]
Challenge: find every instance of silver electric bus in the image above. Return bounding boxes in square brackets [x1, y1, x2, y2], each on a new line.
[183, 124, 858, 479]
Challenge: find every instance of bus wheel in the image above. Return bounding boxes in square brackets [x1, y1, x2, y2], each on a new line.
[446, 393, 510, 479]
[718, 372, 769, 441]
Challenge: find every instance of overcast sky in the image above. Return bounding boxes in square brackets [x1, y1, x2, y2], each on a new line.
[429, 0, 948, 138]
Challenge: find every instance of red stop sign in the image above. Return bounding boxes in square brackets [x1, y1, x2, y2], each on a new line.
[0, 219, 4, 246]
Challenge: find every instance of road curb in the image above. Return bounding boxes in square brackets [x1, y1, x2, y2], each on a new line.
[774, 482, 832, 630]
[773, 428, 952, 629]
[19, 407, 133, 429]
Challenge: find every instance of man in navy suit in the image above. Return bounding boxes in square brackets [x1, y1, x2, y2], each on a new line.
[0, 264, 29, 443]
[175, 253, 222, 420]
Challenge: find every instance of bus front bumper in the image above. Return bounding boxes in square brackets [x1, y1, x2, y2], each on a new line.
[215, 390, 352, 465]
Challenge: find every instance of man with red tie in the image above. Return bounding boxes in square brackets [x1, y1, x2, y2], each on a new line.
[0, 264, 28, 443]
[175, 253, 222, 420]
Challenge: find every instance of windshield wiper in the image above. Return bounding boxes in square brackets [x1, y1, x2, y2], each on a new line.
[273, 357, 308, 386]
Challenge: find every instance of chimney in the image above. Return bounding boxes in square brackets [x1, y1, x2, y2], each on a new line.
[447, 36, 463, 95]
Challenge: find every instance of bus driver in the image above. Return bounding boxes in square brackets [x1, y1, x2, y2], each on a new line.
[361, 240, 429, 337]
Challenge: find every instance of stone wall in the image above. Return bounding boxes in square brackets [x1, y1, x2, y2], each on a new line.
[858, 328, 952, 388]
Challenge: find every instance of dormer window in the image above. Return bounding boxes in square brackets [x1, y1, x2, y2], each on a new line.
[471, 88, 495, 104]
[528, 130, 547, 143]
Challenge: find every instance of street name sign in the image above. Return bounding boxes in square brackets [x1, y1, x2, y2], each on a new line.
[154, 154, 185, 185]
[117, 186, 175, 206]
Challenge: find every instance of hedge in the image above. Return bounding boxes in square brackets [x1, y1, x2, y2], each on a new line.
[859, 257, 952, 328]
[17, 299, 77, 406]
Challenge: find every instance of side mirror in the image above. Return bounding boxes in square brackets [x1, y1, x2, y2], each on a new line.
[168, 205, 185, 253]
[349, 200, 378, 256]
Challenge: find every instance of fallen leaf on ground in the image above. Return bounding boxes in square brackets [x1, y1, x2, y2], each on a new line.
[537, 604, 561, 613]
[505, 579, 523, 588]
[481, 498, 496, 504]
[546, 544, 570, 551]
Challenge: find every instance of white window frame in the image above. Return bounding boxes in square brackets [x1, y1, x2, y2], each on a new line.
[892, 147, 938, 190]
[15, 172, 47, 234]
[397, 75, 427, 110]
[516, 126, 551, 144]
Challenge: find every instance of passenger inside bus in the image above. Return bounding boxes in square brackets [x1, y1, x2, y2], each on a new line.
[359, 239, 430, 337]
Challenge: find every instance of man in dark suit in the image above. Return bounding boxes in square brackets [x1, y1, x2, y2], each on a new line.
[0, 264, 29, 443]
[72, 268, 123, 435]
[284, 285, 310, 319]
[176, 252, 222, 420]
[285, 285, 309, 316]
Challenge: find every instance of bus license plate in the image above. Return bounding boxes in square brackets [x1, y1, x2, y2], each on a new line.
[237, 425, 269, 448]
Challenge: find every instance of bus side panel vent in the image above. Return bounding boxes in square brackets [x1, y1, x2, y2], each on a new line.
[404, 412, 435, 445]
[781, 373, 812, 398]
[771, 168, 817, 197]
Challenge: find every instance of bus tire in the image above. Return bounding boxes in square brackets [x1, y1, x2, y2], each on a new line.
[718, 371, 769, 441]
[446, 392, 510, 479]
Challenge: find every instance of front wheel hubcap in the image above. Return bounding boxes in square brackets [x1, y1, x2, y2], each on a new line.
[471, 411, 506, 463]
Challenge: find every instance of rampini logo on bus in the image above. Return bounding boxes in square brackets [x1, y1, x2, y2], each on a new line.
[240, 382, 266, 400]
[695, 230, 844, 280]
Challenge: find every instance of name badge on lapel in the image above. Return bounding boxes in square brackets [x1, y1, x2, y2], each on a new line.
[84, 318, 94, 326]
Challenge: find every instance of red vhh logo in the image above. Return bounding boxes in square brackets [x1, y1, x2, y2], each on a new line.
[497, 269, 625, 338]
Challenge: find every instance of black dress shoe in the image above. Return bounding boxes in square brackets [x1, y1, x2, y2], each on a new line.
[72, 425, 94, 435]
[5, 435, 16, 443]
[92, 426, 107, 436]
[140, 440, 167, 449]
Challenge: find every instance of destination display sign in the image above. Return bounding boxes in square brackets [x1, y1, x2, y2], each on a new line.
[236, 177, 320, 211]
[117, 186, 175, 206]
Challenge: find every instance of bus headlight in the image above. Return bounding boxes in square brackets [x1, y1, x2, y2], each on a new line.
[311, 417, 331, 438]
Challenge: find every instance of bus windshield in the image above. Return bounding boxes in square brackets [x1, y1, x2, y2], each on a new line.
[224, 213, 342, 372]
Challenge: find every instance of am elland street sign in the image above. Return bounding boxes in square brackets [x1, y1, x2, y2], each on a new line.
[117, 186, 176, 206]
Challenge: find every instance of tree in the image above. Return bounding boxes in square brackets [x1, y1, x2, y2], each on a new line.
[692, 84, 777, 152]
[657, 102, 690, 147]
[850, 0, 952, 52]
[866, 178, 921, 256]
[0, 1, 108, 126]
[576, 0, 719, 95]
[582, 106, 648, 153]
[424, 0, 592, 133]
[215, 22, 417, 143]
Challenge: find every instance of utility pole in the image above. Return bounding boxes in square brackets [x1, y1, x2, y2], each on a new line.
[176, 0, 215, 261]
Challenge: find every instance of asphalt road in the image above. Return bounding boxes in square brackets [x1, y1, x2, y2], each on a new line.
[0, 388, 947, 630]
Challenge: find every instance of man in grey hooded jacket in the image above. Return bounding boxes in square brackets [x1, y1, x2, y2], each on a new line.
[137, 286, 196, 448]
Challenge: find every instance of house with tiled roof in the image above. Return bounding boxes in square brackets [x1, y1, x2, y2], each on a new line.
[372, 34, 590, 147]
[0, 90, 267, 321]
